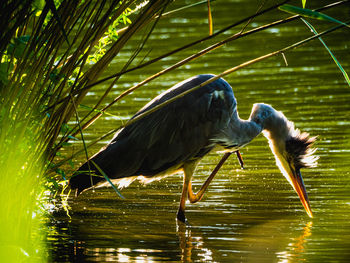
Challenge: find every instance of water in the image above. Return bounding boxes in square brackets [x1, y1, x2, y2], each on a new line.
[49, 1, 350, 262]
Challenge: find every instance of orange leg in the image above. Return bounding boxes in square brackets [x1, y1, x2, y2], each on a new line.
[187, 152, 232, 204]
[236, 150, 244, 169]
[177, 161, 197, 224]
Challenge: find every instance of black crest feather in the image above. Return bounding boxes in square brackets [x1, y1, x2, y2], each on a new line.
[285, 132, 317, 169]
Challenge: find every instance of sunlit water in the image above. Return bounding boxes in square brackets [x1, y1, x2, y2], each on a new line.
[49, 1, 350, 262]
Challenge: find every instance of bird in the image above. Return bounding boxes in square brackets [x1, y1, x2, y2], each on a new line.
[69, 74, 318, 224]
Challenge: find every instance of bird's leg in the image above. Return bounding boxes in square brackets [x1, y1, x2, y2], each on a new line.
[177, 161, 197, 224]
[236, 150, 244, 169]
[188, 152, 232, 204]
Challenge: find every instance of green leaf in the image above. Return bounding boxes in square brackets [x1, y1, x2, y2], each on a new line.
[60, 123, 71, 133]
[279, 4, 347, 25]
[56, 168, 67, 181]
[90, 160, 125, 199]
[7, 35, 31, 59]
[67, 135, 78, 140]
[301, 18, 350, 87]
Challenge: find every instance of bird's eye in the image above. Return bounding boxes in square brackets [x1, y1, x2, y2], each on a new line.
[261, 110, 270, 120]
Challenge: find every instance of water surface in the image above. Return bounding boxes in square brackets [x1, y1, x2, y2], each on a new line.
[49, 1, 350, 262]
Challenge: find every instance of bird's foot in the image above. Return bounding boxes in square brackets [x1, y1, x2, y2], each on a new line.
[176, 209, 190, 226]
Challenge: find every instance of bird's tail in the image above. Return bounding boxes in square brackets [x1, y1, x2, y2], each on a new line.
[69, 137, 141, 196]
[69, 161, 105, 197]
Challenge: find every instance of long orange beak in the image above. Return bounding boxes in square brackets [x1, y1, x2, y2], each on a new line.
[288, 168, 313, 218]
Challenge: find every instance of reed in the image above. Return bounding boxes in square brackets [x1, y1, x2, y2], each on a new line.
[0, 0, 348, 261]
[0, 0, 172, 261]
[48, 0, 350, 172]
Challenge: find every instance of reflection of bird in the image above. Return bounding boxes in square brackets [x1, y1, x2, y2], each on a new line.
[70, 74, 317, 223]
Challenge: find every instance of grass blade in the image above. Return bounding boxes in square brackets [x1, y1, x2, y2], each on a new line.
[162, 0, 216, 17]
[90, 160, 125, 199]
[48, 19, 350, 172]
[301, 18, 350, 87]
[279, 4, 348, 26]
[45, 0, 71, 46]
[70, 94, 124, 199]
[79, 104, 121, 118]
[207, 0, 213, 35]
[302, 0, 306, 8]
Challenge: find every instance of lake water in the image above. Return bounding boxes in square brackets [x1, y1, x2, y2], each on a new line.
[49, 1, 350, 262]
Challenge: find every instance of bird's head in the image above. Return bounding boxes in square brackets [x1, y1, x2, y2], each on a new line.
[249, 103, 318, 218]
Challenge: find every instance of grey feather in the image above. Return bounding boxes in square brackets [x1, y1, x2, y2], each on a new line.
[70, 74, 238, 194]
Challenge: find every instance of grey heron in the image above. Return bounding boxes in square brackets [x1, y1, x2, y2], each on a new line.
[70, 74, 317, 223]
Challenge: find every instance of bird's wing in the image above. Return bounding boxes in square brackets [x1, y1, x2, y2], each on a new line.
[90, 74, 237, 178]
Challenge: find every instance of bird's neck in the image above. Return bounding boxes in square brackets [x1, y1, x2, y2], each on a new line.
[219, 112, 262, 149]
[235, 115, 263, 147]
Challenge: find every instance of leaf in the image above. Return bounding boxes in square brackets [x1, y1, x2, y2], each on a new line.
[60, 123, 71, 133]
[90, 160, 125, 199]
[279, 4, 347, 26]
[55, 168, 67, 181]
[67, 135, 78, 140]
[7, 35, 31, 59]
[302, 0, 306, 8]
[301, 18, 350, 87]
